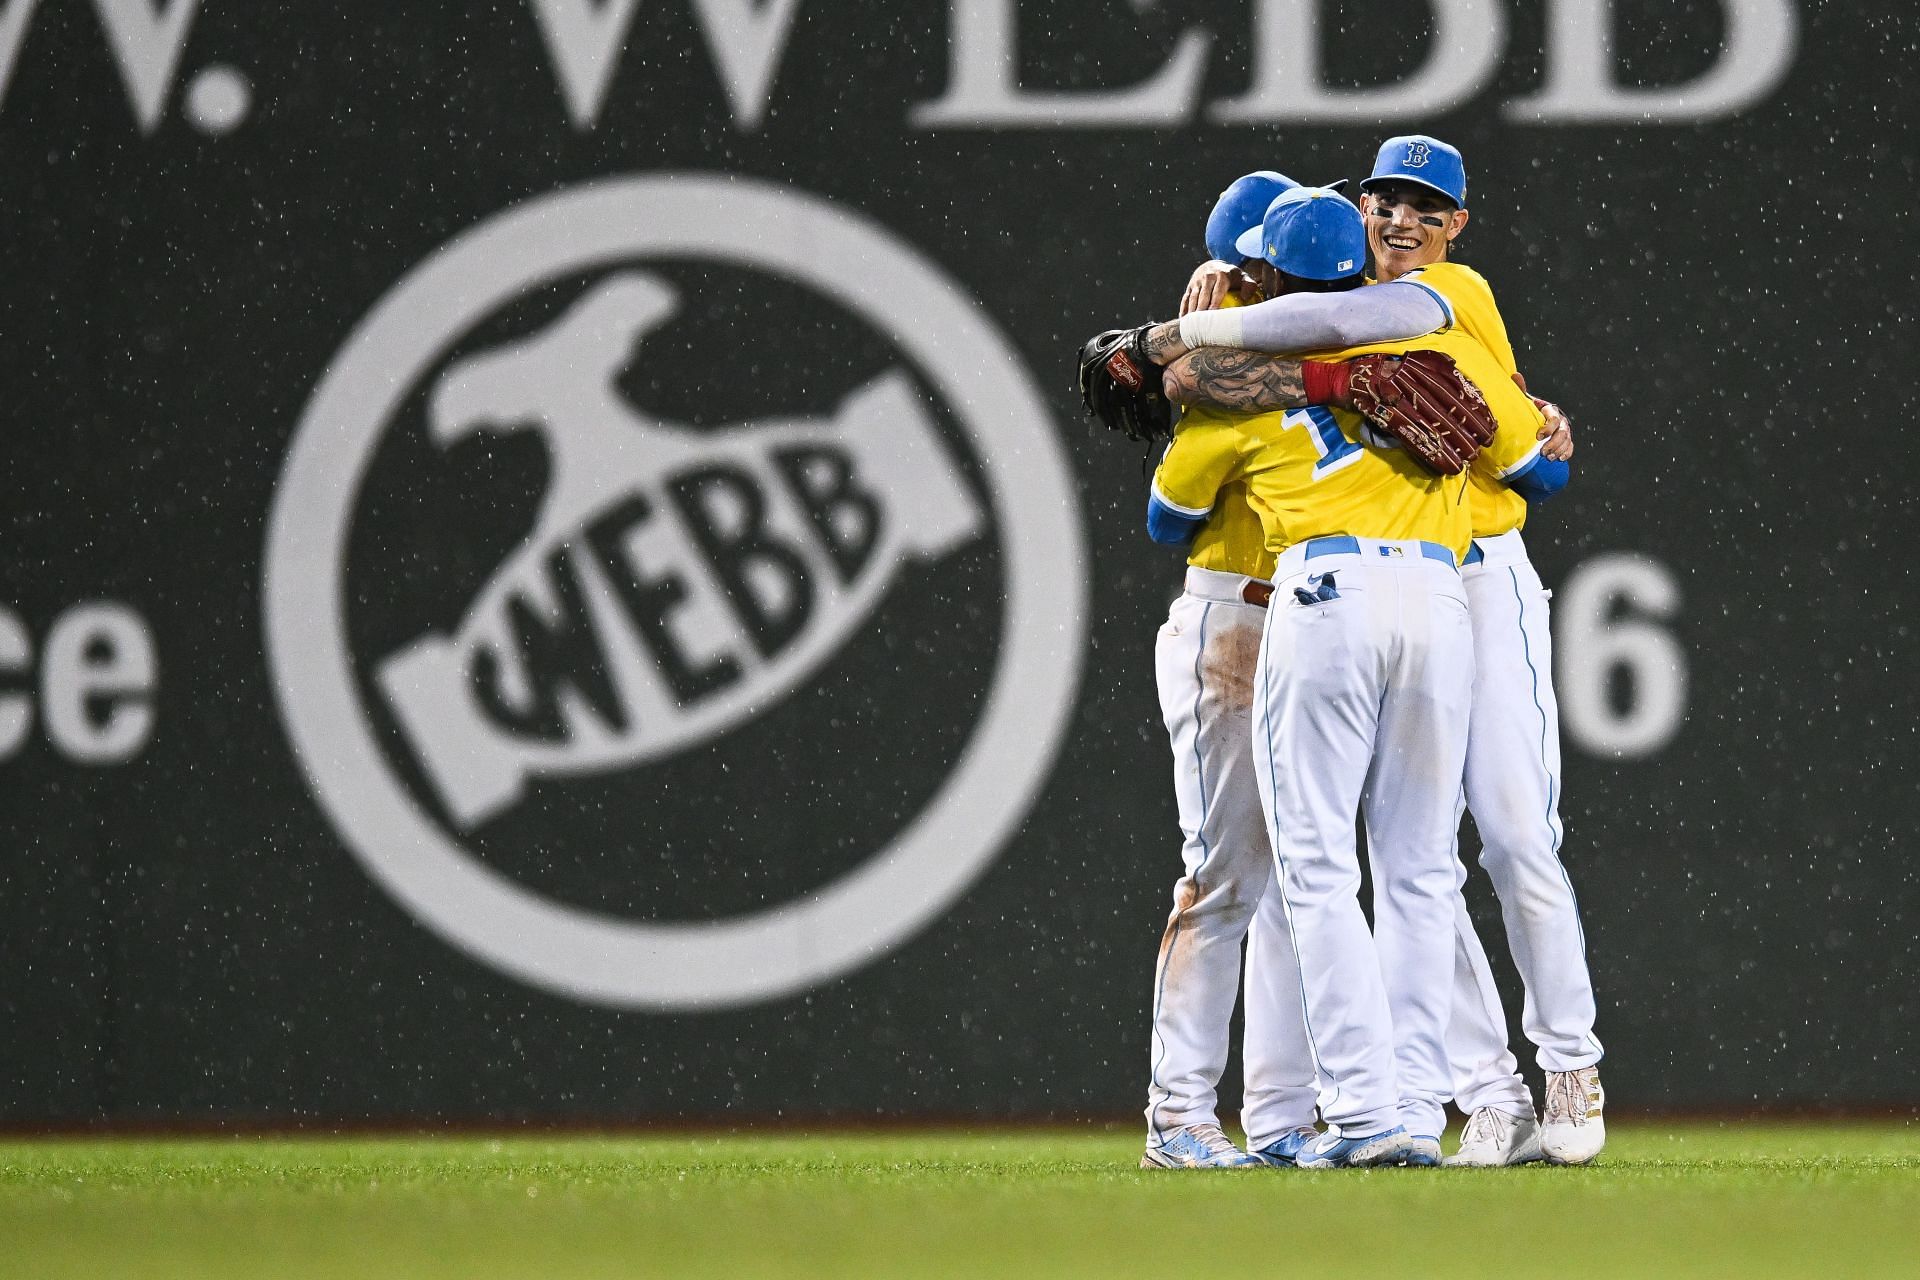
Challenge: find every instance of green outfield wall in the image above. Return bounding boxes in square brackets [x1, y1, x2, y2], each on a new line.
[3, 0, 1913, 1123]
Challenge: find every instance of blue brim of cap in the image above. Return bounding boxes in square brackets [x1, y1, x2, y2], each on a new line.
[1234, 224, 1263, 259]
[1359, 173, 1461, 206]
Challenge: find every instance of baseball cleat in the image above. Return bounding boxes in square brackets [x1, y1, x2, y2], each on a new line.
[1295, 1125, 1432, 1169]
[1140, 1123, 1263, 1169]
[1406, 1135, 1443, 1167]
[1541, 1066, 1606, 1165]
[1247, 1126, 1320, 1168]
[1444, 1106, 1546, 1167]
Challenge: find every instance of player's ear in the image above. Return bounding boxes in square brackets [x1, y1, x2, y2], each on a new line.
[1448, 208, 1469, 242]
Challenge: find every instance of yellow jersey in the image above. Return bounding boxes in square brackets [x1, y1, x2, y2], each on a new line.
[1155, 398, 1464, 562]
[1184, 476, 1275, 579]
[1154, 325, 1545, 564]
[1398, 261, 1529, 540]
[1179, 296, 1278, 580]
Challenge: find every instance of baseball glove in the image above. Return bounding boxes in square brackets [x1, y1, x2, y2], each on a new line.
[1342, 350, 1497, 475]
[1077, 325, 1172, 442]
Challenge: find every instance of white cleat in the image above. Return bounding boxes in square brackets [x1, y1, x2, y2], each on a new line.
[1140, 1122, 1263, 1169]
[1444, 1106, 1545, 1167]
[1541, 1066, 1606, 1165]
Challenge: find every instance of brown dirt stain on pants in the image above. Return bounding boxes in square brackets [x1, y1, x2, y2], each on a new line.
[1200, 619, 1262, 717]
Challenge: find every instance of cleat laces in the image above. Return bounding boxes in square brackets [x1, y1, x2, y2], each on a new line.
[1186, 1123, 1240, 1158]
[1545, 1069, 1598, 1127]
[1460, 1107, 1506, 1148]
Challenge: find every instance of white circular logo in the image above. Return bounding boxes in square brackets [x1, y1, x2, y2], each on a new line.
[263, 174, 1087, 1010]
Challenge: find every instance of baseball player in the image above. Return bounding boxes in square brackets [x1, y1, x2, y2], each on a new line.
[1145, 188, 1562, 1167]
[1137, 171, 1532, 1170]
[1137, 171, 1325, 1170]
[1146, 136, 1605, 1166]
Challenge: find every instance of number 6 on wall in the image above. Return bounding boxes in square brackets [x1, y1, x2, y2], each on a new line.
[1555, 553, 1687, 758]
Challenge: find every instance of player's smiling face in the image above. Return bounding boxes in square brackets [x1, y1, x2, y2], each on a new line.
[1363, 183, 1468, 281]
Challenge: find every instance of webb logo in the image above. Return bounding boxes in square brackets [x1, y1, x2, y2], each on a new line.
[378, 272, 982, 828]
[263, 175, 1086, 1011]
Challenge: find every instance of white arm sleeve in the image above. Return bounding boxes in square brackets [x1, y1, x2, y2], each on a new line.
[1176, 282, 1448, 356]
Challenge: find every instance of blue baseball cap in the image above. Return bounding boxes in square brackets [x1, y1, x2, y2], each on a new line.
[1235, 186, 1366, 281]
[1206, 172, 1351, 264]
[1360, 134, 1466, 207]
[1205, 171, 1297, 264]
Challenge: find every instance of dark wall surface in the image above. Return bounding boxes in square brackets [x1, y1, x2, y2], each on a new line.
[4, 0, 1916, 1124]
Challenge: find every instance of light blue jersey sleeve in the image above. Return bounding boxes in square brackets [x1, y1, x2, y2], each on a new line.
[1179, 281, 1449, 355]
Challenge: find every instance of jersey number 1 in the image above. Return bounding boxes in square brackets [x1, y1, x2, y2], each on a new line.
[1290, 406, 1363, 479]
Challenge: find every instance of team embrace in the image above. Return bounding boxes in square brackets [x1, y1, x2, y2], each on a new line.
[1080, 137, 1605, 1169]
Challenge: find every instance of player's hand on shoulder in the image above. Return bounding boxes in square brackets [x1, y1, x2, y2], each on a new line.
[1180, 260, 1256, 317]
[1514, 372, 1573, 461]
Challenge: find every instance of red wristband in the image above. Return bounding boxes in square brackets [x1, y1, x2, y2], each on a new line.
[1302, 360, 1351, 407]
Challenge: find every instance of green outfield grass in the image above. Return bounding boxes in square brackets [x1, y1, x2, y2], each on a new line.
[2, 1121, 1914, 1278]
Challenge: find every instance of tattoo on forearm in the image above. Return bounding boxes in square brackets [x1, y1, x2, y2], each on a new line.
[1144, 322, 1185, 364]
[1163, 350, 1306, 410]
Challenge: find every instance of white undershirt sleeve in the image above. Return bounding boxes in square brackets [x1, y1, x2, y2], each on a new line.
[1176, 307, 1245, 351]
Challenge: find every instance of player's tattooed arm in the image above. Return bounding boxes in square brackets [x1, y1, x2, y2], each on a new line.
[1161, 349, 1307, 409]
[1143, 320, 1190, 365]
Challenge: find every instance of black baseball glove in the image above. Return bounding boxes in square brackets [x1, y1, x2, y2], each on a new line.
[1077, 324, 1172, 442]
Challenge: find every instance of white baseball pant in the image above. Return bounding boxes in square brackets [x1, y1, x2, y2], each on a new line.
[1144, 568, 1317, 1145]
[1145, 565, 1539, 1144]
[1239, 796, 1538, 1124]
[1252, 538, 1475, 1140]
[1449, 528, 1604, 1081]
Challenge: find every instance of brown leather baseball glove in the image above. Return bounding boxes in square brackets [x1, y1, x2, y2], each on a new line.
[1306, 350, 1497, 475]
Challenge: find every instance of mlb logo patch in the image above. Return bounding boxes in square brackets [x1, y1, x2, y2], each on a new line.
[1378, 545, 1404, 558]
